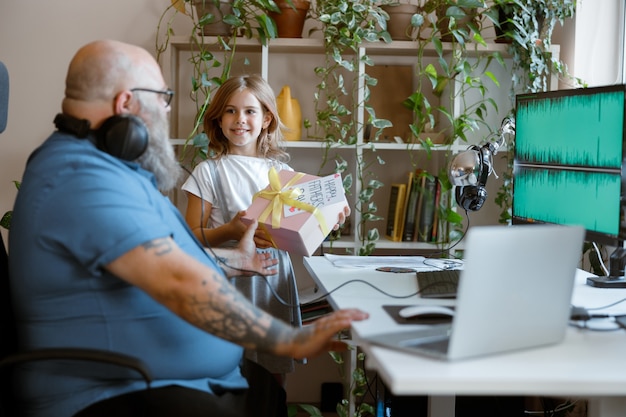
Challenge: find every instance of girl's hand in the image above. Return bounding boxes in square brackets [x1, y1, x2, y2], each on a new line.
[229, 210, 250, 241]
[252, 226, 274, 249]
[332, 205, 351, 231]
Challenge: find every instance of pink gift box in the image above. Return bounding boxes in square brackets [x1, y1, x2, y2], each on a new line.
[241, 169, 347, 257]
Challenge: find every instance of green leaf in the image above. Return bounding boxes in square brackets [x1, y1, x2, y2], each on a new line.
[0, 211, 11, 230]
[296, 404, 323, 417]
[411, 13, 424, 27]
[371, 118, 392, 129]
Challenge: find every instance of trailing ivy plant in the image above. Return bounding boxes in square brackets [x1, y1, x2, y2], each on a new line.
[288, 348, 375, 417]
[484, 0, 585, 225]
[155, 0, 280, 165]
[310, 0, 392, 256]
[487, 0, 581, 95]
[400, 0, 505, 247]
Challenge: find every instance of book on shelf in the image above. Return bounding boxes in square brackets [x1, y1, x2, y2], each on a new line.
[410, 170, 428, 241]
[300, 298, 333, 325]
[385, 183, 407, 242]
[436, 180, 453, 242]
[417, 175, 438, 242]
[401, 171, 420, 242]
[430, 179, 442, 242]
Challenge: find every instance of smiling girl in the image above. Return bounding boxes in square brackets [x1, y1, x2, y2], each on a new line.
[181, 75, 299, 382]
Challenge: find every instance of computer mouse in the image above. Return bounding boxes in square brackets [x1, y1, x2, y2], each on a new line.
[398, 305, 455, 319]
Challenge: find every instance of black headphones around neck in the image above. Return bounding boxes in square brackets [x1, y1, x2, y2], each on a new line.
[53, 113, 149, 161]
[454, 143, 492, 212]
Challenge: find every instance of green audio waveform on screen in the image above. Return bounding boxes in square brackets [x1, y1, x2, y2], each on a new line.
[516, 90, 624, 169]
[513, 166, 621, 236]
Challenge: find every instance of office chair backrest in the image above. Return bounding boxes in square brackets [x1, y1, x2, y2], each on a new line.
[0, 233, 16, 359]
[0, 233, 17, 416]
[0, 58, 14, 415]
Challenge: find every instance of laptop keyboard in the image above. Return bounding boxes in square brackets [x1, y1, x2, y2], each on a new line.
[416, 269, 461, 299]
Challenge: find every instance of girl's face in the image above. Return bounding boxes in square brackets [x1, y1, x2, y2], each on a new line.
[219, 88, 272, 156]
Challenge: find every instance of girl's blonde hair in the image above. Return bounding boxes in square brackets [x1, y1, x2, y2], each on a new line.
[203, 74, 289, 162]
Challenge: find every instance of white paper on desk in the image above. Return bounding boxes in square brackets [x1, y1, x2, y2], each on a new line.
[323, 254, 460, 270]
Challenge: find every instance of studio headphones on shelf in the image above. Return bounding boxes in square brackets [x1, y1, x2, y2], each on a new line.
[448, 117, 515, 211]
[53, 112, 149, 161]
[452, 143, 492, 211]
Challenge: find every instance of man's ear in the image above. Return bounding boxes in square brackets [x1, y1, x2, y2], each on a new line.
[114, 90, 134, 114]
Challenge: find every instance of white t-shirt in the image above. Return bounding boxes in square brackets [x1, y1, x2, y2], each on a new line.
[181, 154, 292, 228]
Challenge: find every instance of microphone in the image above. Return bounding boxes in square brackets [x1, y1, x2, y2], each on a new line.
[448, 117, 515, 211]
[0, 61, 8, 134]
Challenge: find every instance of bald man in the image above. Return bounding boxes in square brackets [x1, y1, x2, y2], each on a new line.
[8, 40, 367, 417]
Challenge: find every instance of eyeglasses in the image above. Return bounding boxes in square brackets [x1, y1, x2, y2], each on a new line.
[130, 88, 175, 107]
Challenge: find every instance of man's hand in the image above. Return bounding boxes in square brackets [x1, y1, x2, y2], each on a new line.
[231, 210, 274, 249]
[209, 220, 278, 277]
[279, 308, 369, 359]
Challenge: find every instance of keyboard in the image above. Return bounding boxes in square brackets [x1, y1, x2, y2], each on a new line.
[416, 269, 461, 299]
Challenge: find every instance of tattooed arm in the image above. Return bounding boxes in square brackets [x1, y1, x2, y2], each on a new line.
[105, 224, 368, 358]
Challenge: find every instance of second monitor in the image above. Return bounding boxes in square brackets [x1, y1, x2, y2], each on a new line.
[512, 84, 626, 288]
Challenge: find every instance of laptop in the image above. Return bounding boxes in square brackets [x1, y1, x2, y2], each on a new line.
[364, 224, 585, 361]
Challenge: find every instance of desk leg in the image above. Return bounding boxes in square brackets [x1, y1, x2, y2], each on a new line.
[428, 395, 455, 417]
[588, 397, 626, 417]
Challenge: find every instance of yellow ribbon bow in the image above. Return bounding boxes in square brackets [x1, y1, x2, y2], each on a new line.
[254, 167, 330, 236]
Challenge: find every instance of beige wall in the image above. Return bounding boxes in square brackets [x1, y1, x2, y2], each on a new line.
[0, 0, 178, 244]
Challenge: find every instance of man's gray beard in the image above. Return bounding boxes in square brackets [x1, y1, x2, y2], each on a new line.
[136, 113, 183, 192]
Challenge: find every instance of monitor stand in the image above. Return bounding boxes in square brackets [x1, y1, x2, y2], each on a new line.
[586, 246, 626, 288]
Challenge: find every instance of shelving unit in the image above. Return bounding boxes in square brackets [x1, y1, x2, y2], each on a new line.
[167, 35, 525, 255]
[165, 33, 560, 408]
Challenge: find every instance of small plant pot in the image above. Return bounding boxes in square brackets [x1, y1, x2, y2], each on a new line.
[269, 0, 311, 38]
[193, 0, 233, 36]
[381, 4, 419, 41]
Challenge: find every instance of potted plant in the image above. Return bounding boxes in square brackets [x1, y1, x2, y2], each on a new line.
[269, 0, 312, 38]
[380, 1, 420, 41]
[309, 0, 392, 255]
[156, 0, 280, 164]
[485, 0, 580, 94]
[424, 0, 485, 43]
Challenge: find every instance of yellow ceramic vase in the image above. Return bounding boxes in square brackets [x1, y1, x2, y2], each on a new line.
[276, 85, 302, 141]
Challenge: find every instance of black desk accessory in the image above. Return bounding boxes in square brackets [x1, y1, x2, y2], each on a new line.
[587, 246, 626, 288]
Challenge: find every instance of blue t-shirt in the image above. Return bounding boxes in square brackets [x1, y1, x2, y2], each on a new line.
[9, 131, 247, 417]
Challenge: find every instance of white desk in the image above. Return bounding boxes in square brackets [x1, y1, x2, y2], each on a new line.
[303, 256, 626, 417]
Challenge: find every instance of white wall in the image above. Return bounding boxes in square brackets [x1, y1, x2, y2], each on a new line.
[0, 0, 175, 243]
[574, 0, 625, 86]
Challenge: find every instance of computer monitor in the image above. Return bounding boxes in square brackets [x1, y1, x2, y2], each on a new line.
[512, 84, 626, 288]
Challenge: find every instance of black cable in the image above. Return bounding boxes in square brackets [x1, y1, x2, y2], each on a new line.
[585, 297, 626, 312]
[181, 166, 473, 308]
[569, 298, 626, 331]
[302, 278, 455, 306]
[568, 320, 623, 331]
[424, 210, 470, 262]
